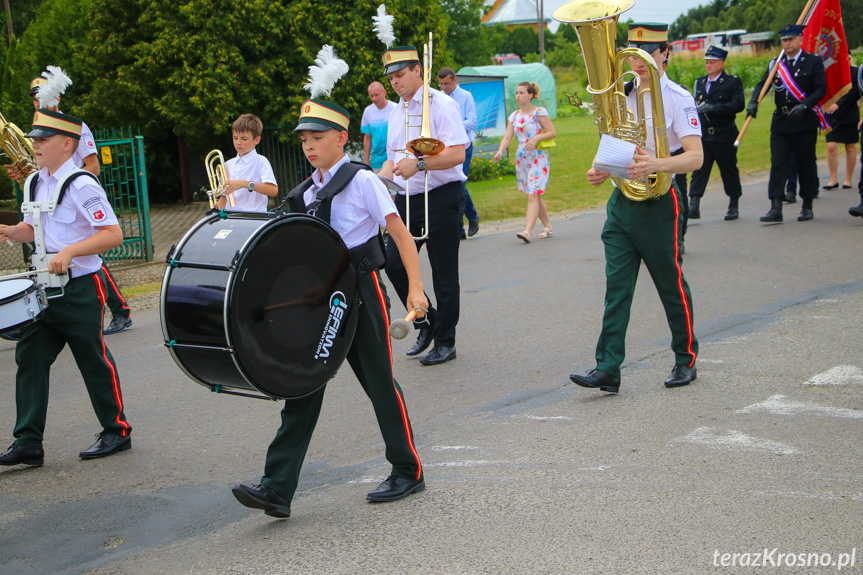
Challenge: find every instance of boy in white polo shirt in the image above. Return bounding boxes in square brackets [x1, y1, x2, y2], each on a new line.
[216, 114, 279, 212]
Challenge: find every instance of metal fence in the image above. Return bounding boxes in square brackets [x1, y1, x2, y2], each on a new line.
[259, 125, 314, 207]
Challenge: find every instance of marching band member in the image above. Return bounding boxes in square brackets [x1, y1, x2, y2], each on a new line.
[232, 47, 427, 518]
[0, 108, 131, 467]
[215, 113, 279, 212]
[570, 22, 702, 393]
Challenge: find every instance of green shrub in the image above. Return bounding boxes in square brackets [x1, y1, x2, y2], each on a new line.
[468, 155, 516, 182]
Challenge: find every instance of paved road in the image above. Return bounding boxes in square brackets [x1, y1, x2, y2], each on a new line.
[1, 168, 861, 575]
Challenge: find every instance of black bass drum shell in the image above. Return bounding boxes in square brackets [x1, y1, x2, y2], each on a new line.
[160, 211, 359, 399]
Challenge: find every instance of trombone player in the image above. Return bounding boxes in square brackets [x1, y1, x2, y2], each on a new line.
[569, 22, 703, 393]
[379, 44, 469, 366]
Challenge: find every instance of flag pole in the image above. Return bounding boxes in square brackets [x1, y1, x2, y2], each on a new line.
[734, 0, 819, 147]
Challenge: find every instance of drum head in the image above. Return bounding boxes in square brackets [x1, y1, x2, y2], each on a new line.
[0, 279, 35, 304]
[229, 214, 359, 399]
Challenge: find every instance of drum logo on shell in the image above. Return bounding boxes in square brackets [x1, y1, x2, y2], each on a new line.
[314, 291, 350, 360]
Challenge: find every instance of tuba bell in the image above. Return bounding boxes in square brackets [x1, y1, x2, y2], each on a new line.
[553, 0, 671, 201]
[0, 111, 38, 182]
[205, 149, 234, 209]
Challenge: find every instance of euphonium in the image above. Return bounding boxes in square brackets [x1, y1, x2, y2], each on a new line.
[553, 0, 671, 201]
[0, 111, 38, 181]
[205, 149, 234, 209]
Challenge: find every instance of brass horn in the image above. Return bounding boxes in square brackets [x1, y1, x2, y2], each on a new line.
[401, 32, 444, 240]
[205, 149, 234, 209]
[0, 111, 38, 181]
[553, 0, 671, 201]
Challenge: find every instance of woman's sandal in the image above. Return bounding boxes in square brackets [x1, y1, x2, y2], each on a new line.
[538, 227, 553, 239]
[516, 230, 531, 243]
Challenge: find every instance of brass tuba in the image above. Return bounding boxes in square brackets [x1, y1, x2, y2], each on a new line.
[0, 111, 38, 181]
[553, 0, 671, 201]
[205, 149, 234, 209]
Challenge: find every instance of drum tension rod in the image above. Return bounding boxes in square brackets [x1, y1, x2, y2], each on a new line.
[211, 385, 278, 401]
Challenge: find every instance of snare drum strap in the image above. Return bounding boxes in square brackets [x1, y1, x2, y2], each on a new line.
[24, 170, 101, 212]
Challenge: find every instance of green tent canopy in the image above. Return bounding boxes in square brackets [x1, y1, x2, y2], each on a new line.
[456, 62, 557, 119]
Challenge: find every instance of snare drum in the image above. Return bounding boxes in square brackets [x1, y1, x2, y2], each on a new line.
[0, 278, 47, 333]
[160, 211, 359, 400]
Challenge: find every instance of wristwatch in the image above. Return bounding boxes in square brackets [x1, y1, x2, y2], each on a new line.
[248, 181, 256, 191]
[417, 159, 427, 171]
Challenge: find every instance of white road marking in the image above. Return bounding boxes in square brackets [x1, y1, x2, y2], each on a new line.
[424, 460, 509, 468]
[752, 490, 863, 502]
[737, 395, 863, 419]
[578, 465, 612, 471]
[431, 445, 480, 451]
[698, 359, 724, 364]
[804, 365, 863, 387]
[674, 427, 799, 455]
[517, 415, 576, 421]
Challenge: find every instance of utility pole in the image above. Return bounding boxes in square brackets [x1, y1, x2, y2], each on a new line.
[537, 0, 545, 64]
[3, 0, 13, 46]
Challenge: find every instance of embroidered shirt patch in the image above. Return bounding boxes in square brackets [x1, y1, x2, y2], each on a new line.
[83, 197, 107, 222]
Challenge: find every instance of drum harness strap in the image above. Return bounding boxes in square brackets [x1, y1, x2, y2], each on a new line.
[21, 170, 101, 289]
[285, 161, 389, 337]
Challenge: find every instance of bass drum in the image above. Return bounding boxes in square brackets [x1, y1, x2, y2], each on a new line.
[160, 211, 359, 399]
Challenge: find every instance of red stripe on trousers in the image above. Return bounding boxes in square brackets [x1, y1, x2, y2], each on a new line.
[93, 274, 130, 435]
[669, 187, 696, 366]
[101, 264, 131, 313]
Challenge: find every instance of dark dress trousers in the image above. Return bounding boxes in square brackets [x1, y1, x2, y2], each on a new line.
[689, 71, 745, 200]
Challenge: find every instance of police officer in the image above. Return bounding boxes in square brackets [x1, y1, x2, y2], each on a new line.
[748, 24, 826, 223]
[688, 46, 745, 221]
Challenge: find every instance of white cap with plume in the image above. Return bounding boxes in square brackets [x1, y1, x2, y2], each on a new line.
[373, 4, 395, 48]
[36, 66, 73, 109]
[303, 45, 349, 99]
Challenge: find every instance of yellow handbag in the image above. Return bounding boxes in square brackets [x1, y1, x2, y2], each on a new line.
[537, 138, 556, 150]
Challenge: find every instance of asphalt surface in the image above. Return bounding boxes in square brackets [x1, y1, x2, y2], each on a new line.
[1, 165, 861, 575]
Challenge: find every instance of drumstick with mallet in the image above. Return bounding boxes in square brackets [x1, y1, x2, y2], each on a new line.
[388, 309, 418, 340]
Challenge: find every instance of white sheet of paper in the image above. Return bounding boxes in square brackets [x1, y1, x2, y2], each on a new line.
[378, 175, 405, 194]
[593, 134, 637, 179]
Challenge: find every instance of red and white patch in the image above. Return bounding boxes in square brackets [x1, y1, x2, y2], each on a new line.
[684, 106, 700, 129]
[86, 140, 96, 149]
[84, 197, 108, 222]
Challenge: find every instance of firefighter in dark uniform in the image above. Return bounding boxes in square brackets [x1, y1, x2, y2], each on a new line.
[851, 65, 863, 218]
[688, 46, 745, 221]
[747, 24, 826, 223]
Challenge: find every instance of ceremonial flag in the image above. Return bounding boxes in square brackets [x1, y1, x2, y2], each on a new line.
[802, 0, 851, 109]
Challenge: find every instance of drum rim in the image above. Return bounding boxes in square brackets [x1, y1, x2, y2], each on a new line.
[0, 278, 37, 306]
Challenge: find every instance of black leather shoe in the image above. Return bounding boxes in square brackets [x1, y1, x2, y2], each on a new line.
[724, 207, 738, 220]
[850, 202, 863, 218]
[687, 197, 700, 219]
[760, 201, 783, 223]
[419, 346, 456, 365]
[103, 316, 133, 335]
[569, 369, 620, 393]
[0, 443, 44, 467]
[367, 474, 425, 502]
[823, 183, 839, 190]
[665, 364, 697, 388]
[406, 327, 433, 357]
[232, 483, 291, 518]
[79, 432, 131, 459]
[797, 208, 814, 221]
[468, 219, 479, 237]
[783, 192, 797, 204]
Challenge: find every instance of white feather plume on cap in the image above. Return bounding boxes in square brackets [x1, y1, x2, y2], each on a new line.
[36, 66, 73, 109]
[373, 4, 395, 49]
[303, 45, 349, 99]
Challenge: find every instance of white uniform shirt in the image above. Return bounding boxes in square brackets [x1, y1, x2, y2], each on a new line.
[75, 119, 97, 167]
[224, 148, 278, 212]
[625, 74, 701, 160]
[386, 86, 469, 195]
[304, 154, 396, 250]
[23, 158, 118, 276]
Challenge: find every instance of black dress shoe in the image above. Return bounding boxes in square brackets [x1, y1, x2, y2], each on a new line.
[783, 192, 797, 203]
[842, 184, 852, 189]
[823, 183, 839, 190]
[103, 316, 133, 335]
[232, 483, 291, 518]
[419, 346, 456, 365]
[850, 203, 863, 218]
[760, 206, 783, 223]
[0, 443, 44, 466]
[367, 474, 425, 502]
[569, 369, 620, 393]
[665, 364, 697, 388]
[468, 219, 479, 237]
[79, 432, 131, 459]
[724, 207, 738, 221]
[797, 208, 814, 221]
[406, 327, 433, 357]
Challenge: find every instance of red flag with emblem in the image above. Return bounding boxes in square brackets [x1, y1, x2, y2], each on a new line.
[802, 0, 851, 109]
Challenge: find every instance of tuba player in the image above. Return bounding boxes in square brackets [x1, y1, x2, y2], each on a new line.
[570, 22, 703, 393]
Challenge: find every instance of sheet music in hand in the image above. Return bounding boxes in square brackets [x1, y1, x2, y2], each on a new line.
[378, 175, 405, 195]
[593, 134, 637, 180]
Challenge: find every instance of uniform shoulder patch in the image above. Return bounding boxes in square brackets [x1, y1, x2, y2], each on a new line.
[684, 106, 700, 129]
[83, 197, 109, 222]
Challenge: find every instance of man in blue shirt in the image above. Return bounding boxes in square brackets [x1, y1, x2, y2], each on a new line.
[438, 67, 480, 238]
[361, 82, 398, 171]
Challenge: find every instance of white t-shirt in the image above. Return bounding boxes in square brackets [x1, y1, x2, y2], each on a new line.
[23, 158, 118, 276]
[223, 148, 278, 212]
[304, 155, 396, 249]
[386, 87, 469, 194]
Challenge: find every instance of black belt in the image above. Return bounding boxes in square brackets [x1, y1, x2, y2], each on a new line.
[703, 124, 734, 135]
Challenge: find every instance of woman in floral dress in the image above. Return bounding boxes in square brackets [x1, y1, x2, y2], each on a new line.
[494, 81, 556, 242]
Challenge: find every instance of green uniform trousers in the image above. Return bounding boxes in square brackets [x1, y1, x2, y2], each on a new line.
[261, 270, 423, 502]
[13, 270, 131, 447]
[595, 185, 698, 379]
